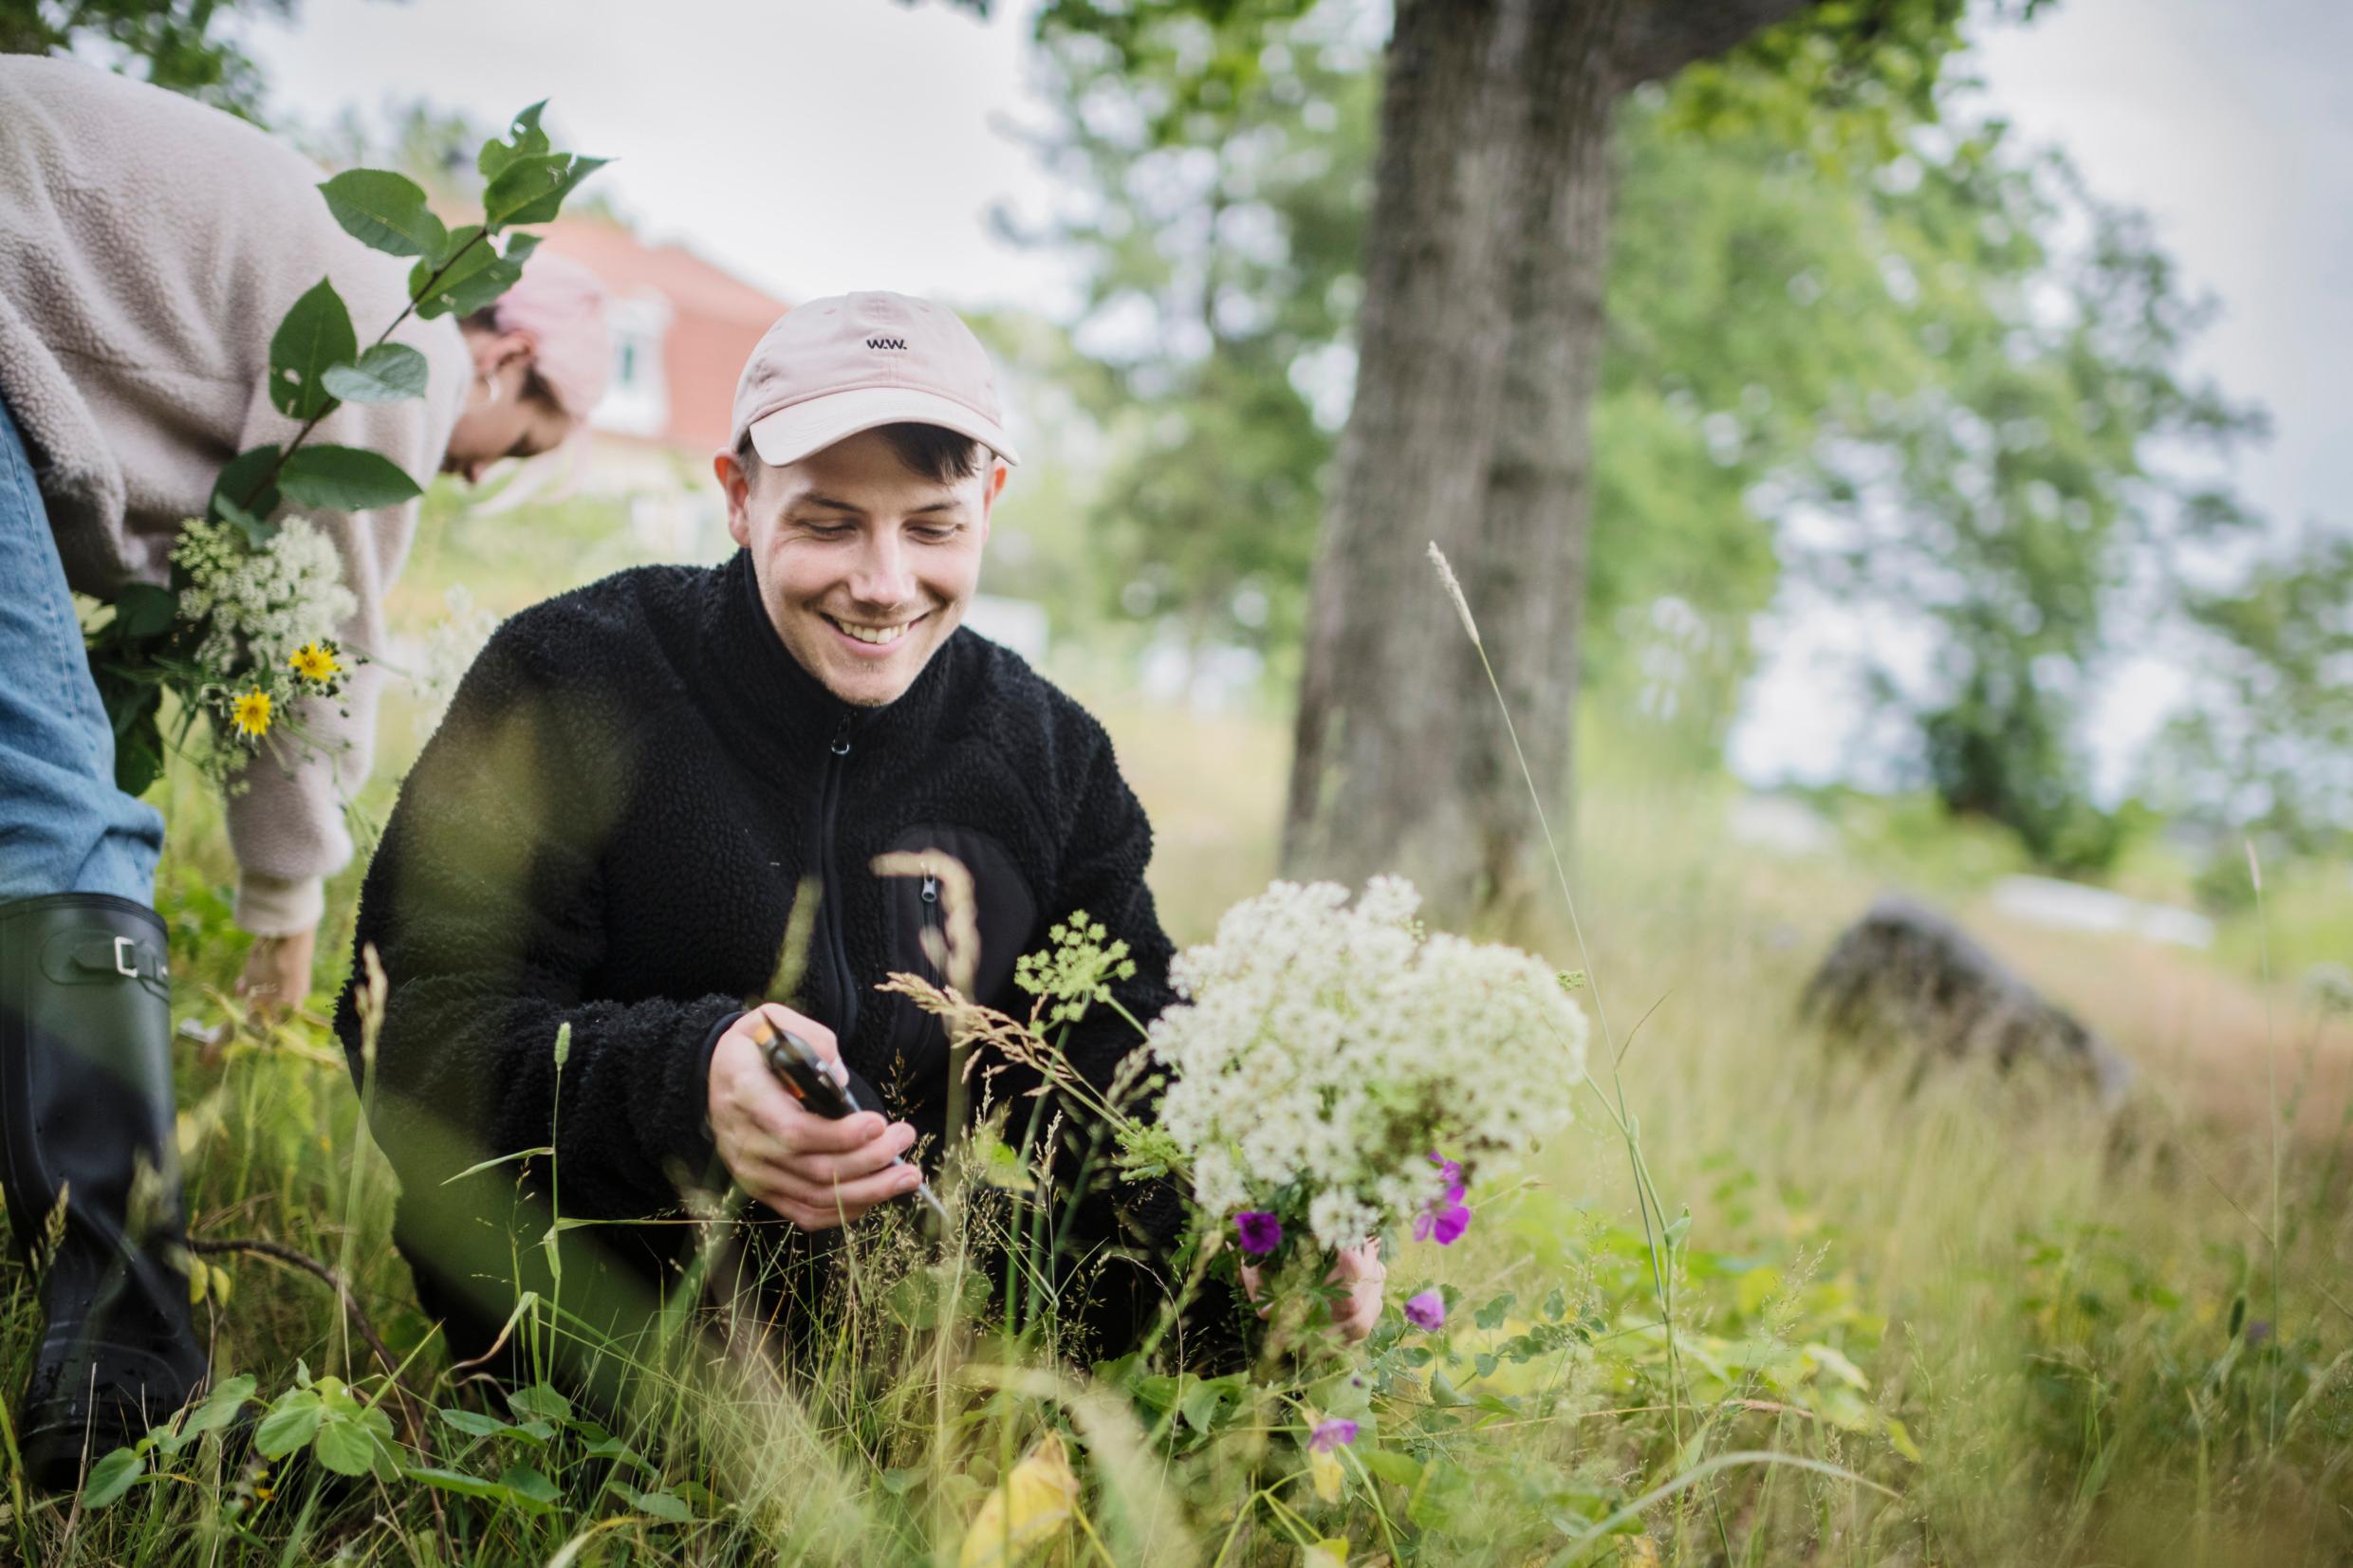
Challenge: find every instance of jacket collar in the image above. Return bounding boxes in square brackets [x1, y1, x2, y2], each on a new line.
[702, 547, 961, 765]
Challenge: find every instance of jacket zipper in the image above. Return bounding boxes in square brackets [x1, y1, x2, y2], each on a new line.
[919, 874, 942, 981]
[819, 713, 859, 1046]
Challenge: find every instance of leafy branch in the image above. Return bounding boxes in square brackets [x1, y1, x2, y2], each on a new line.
[89, 101, 605, 797]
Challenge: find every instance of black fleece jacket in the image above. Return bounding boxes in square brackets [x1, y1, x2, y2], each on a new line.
[334, 550, 1181, 1362]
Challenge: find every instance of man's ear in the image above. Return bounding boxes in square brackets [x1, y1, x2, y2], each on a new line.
[977, 458, 1008, 544]
[713, 450, 753, 549]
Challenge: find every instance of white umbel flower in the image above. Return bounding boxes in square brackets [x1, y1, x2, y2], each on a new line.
[1148, 876, 1587, 1251]
[173, 516, 356, 681]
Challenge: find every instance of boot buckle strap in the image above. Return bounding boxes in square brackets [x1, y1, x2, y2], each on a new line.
[42, 932, 171, 989]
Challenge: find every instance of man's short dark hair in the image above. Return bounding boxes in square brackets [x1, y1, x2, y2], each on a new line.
[733, 423, 991, 489]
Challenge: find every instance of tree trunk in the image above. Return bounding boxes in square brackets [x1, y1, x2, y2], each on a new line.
[1281, 0, 1814, 931]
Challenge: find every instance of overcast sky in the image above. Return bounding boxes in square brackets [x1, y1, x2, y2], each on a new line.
[242, 0, 2348, 787]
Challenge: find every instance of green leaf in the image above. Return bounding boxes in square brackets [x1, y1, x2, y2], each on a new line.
[443, 1144, 553, 1183]
[410, 226, 497, 320]
[317, 169, 448, 260]
[608, 1481, 693, 1522]
[114, 582, 178, 641]
[255, 1388, 324, 1458]
[478, 101, 552, 181]
[504, 231, 543, 268]
[402, 1465, 513, 1502]
[482, 154, 569, 227]
[81, 1446, 144, 1507]
[111, 695, 165, 797]
[157, 1373, 256, 1454]
[506, 1383, 574, 1424]
[436, 1406, 509, 1439]
[584, 1436, 654, 1472]
[311, 1414, 380, 1476]
[1358, 1448, 1422, 1489]
[497, 1463, 562, 1512]
[410, 225, 526, 321]
[278, 445, 423, 512]
[499, 156, 609, 228]
[322, 342, 430, 404]
[209, 445, 283, 536]
[268, 278, 358, 421]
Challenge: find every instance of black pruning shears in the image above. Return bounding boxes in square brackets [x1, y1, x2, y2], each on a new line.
[749, 1016, 950, 1227]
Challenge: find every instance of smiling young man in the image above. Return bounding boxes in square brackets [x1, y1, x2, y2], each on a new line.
[337, 294, 1358, 1393]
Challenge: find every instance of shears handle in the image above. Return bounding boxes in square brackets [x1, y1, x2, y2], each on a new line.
[750, 1016, 861, 1118]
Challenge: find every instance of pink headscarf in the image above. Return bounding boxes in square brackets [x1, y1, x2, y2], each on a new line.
[489, 251, 612, 417]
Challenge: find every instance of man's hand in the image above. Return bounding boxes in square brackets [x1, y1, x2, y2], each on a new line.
[236, 928, 317, 1021]
[1240, 1238, 1388, 1343]
[706, 1004, 921, 1231]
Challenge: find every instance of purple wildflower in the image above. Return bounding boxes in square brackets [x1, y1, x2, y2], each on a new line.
[1413, 1153, 1472, 1245]
[1404, 1289, 1446, 1331]
[1431, 1153, 1465, 1196]
[1234, 1210, 1284, 1257]
[1308, 1417, 1359, 1452]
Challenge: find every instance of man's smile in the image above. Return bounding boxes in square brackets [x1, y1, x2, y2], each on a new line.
[822, 610, 928, 652]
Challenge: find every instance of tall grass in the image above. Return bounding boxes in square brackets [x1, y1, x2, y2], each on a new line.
[5, 515, 2346, 1562]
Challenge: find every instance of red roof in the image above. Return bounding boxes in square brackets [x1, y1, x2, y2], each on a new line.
[536, 217, 789, 454]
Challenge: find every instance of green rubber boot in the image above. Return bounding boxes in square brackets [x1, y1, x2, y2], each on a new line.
[0, 895, 208, 1491]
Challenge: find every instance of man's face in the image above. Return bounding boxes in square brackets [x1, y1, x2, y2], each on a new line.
[717, 427, 1005, 708]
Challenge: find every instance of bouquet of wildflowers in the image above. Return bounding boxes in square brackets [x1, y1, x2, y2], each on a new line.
[1146, 876, 1586, 1268]
[166, 516, 358, 775]
[885, 873, 1586, 1355]
[83, 101, 603, 794]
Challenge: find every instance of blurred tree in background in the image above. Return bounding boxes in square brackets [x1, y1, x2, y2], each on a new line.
[1010, 0, 2270, 895]
[30, 0, 2327, 893]
[0, 0, 296, 116]
[2153, 529, 2353, 902]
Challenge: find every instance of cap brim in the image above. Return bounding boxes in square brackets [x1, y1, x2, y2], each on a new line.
[746, 386, 1020, 470]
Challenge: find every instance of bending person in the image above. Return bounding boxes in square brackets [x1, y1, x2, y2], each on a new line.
[0, 55, 610, 1489]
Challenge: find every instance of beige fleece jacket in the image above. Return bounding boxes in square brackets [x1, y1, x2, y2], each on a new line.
[0, 57, 471, 935]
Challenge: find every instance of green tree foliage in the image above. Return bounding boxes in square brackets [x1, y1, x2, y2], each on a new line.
[993, 4, 1379, 664]
[0, 0, 299, 118]
[2152, 529, 2353, 863]
[1012, 0, 2261, 867]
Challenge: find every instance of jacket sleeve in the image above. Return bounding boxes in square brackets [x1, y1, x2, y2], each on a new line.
[219, 316, 471, 936]
[335, 623, 740, 1223]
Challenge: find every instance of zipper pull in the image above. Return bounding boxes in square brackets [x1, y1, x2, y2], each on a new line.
[829, 715, 853, 757]
[920, 876, 938, 905]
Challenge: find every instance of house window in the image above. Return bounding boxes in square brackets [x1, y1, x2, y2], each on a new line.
[590, 291, 673, 438]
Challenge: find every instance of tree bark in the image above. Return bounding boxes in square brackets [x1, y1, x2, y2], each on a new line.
[1281, 0, 1814, 930]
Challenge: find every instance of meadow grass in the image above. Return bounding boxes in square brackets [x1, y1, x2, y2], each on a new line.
[4, 510, 2347, 1564]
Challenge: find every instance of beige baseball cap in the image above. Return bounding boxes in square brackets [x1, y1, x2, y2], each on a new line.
[729, 291, 1020, 470]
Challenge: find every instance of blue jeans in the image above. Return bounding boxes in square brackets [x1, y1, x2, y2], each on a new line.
[0, 396, 164, 905]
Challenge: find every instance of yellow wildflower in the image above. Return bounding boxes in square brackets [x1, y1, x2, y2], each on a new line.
[231, 689, 272, 739]
[289, 640, 341, 684]
[959, 1430, 1079, 1568]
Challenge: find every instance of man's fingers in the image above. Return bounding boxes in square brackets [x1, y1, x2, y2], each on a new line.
[750, 1162, 922, 1225]
[754, 1098, 889, 1154]
[797, 1122, 917, 1183]
[755, 1192, 839, 1232]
